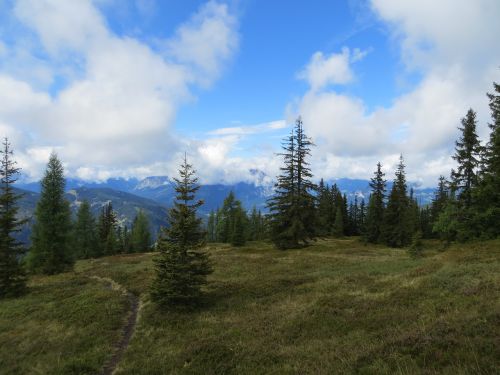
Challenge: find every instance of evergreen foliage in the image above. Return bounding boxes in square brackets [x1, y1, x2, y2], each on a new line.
[430, 176, 449, 228]
[474, 82, 500, 238]
[267, 117, 316, 249]
[206, 210, 217, 242]
[434, 109, 484, 242]
[382, 155, 413, 247]
[332, 207, 344, 237]
[231, 208, 246, 247]
[317, 179, 333, 236]
[408, 231, 423, 258]
[130, 210, 151, 252]
[0, 138, 26, 298]
[73, 200, 98, 259]
[364, 162, 386, 243]
[211, 191, 249, 245]
[452, 109, 483, 209]
[151, 155, 212, 308]
[28, 153, 73, 274]
[97, 202, 117, 255]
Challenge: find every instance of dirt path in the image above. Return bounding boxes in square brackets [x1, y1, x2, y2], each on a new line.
[90, 276, 140, 375]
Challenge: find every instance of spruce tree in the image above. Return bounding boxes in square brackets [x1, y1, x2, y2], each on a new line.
[28, 153, 73, 274]
[475, 82, 500, 238]
[364, 162, 386, 243]
[248, 206, 266, 241]
[452, 109, 482, 209]
[450, 109, 483, 240]
[73, 200, 98, 259]
[430, 176, 449, 227]
[97, 202, 117, 255]
[216, 191, 237, 243]
[151, 155, 212, 308]
[317, 179, 332, 236]
[0, 139, 26, 298]
[267, 117, 316, 249]
[433, 180, 460, 244]
[382, 155, 413, 247]
[130, 210, 151, 252]
[358, 198, 366, 235]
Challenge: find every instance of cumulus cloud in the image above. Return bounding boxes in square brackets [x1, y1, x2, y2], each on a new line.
[294, 0, 500, 187]
[165, 0, 238, 87]
[0, 0, 239, 181]
[298, 47, 368, 90]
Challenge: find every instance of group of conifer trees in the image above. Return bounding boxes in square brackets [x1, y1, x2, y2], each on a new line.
[267, 81, 499, 250]
[0, 149, 153, 297]
[25, 154, 153, 275]
[430, 82, 500, 242]
[362, 156, 420, 248]
[206, 192, 267, 246]
[316, 179, 366, 237]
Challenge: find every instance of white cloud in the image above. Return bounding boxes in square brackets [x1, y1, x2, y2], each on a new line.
[298, 47, 368, 91]
[208, 120, 287, 136]
[0, 0, 239, 182]
[165, 0, 238, 87]
[293, 0, 500, 187]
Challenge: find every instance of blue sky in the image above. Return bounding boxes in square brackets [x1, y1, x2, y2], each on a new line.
[0, 0, 499, 186]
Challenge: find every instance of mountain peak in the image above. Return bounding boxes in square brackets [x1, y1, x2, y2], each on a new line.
[135, 176, 171, 190]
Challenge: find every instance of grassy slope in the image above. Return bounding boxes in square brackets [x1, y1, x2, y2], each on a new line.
[76, 239, 500, 375]
[0, 273, 130, 375]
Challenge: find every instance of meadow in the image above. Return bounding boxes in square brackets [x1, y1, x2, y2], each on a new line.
[1, 238, 499, 374]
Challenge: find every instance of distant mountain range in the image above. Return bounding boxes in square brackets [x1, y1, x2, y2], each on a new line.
[15, 174, 436, 245]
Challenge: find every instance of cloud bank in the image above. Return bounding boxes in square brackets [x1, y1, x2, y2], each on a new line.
[0, 0, 239, 182]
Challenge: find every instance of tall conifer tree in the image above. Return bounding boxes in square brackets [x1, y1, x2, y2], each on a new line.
[450, 109, 483, 240]
[452, 109, 483, 209]
[73, 200, 98, 259]
[28, 153, 73, 274]
[267, 117, 316, 249]
[130, 210, 151, 252]
[364, 162, 386, 243]
[430, 176, 449, 229]
[0, 139, 26, 298]
[382, 155, 412, 247]
[151, 155, 212, 308]
[475, 82, 500, 237]
[97, 202, 117, 255]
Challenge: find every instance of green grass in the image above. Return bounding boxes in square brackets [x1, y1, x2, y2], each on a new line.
[0, 273, 130, 375]
[2, 238, 500, 374]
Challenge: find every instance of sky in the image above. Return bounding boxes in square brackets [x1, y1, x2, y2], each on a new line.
[0, 0, 499, 187]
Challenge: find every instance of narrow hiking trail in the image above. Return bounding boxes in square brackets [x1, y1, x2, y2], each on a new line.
[90, 276, 141, 375]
